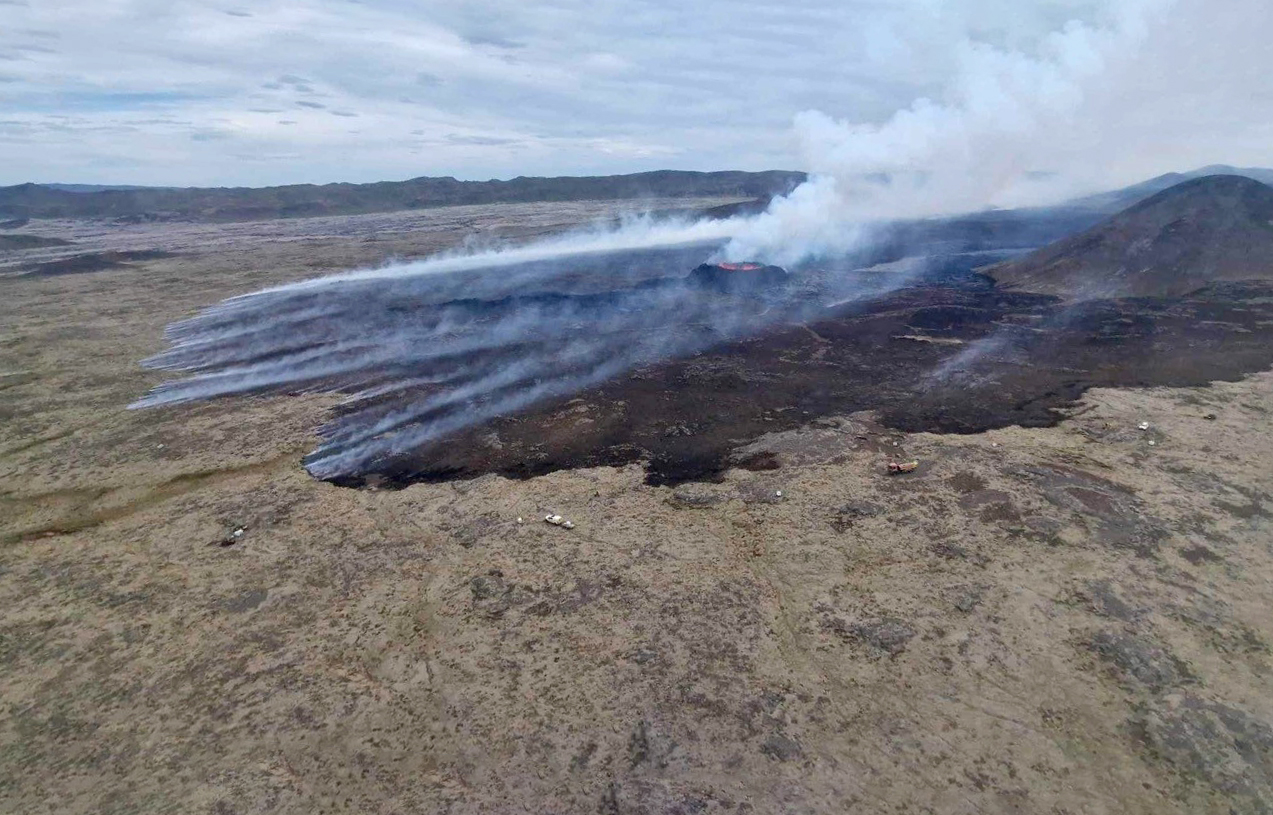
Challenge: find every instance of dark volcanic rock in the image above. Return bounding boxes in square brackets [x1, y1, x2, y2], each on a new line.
[760, 732, 804, 761]
[697, 198, 773, 220]
[136, 178, 1273, 491]
[0, 233, 71, 251]
[1135, 693, 1273, 813]
[1087, 631, 1194, 691]
[1077, 580, 1141, 622]
[830, 501, 883, 532]
[989, 175, 1273, 298]
[374, 279, 1273, 488]
[668, 484, 729, 509]
[825, 616, 917, 656]
[21, 250, 175, 276]
[947, 584, 987, 613]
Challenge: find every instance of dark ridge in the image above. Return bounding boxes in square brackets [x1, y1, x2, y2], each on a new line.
[0, 234, 72, 251]
[38, 183, 163, 193]
[0, 170, 807, 224]
[21, 250, 177, 277]
[881, 207, 1106, 256]
[989, 175, 1273, 298]
[698, 198, 774, 220]
[1068, 164, 1273, 212]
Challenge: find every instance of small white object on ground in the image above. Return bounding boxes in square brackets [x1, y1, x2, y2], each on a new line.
[1148, 440, 1156, 446]
[516, 517, 523, 524]
[544, 514, 574, 529]
[1138, 422, 1151, 431]
[775, 491, 782, 498]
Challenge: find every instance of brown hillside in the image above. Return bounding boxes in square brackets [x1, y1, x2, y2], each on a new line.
[988, 175, 1273, 298]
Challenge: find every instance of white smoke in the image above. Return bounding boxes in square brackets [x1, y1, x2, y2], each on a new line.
[724, 0, 1175, 265]
[233, 0, 1189, 294]
[136, 0, 1219, 483]
[265, 211, 740, 295]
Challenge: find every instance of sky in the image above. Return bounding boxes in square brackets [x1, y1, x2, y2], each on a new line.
[1, 0, 1271, 190]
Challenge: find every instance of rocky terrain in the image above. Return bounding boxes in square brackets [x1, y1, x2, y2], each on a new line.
[989, 175, 1273, 298]
[2, 195, 1272, 814]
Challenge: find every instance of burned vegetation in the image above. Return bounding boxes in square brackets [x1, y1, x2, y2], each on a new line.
[136, 176, 1273, 488]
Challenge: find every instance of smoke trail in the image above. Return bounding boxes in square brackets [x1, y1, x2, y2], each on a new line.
[265, 212, 740, 295]
[133, 217, 862, 480]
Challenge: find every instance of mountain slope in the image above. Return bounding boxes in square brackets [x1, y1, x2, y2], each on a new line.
[988, 175, 1273, 298]
[1069, 165, 1273, 213]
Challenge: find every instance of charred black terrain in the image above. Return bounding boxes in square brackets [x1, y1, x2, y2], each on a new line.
[132, 175, 1273, 490]
[332, 180, 1273, 487]
[360, 274, 1273, 487]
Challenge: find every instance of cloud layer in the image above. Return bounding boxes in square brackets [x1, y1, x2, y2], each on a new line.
[1, 0, 1270, 188]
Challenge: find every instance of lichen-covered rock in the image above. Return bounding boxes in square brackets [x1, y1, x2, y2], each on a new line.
[1087, 631, 1194, 691]
[1135, 693, 1273, 814]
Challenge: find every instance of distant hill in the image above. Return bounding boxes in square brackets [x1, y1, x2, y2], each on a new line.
[0, 170, 806, 224]
[0, 234, 72, 251]
[39, 184, 167, 193]
[988, 175, 1273, 298]
[1069, 165, 1273, 213]
[12, 163, 1273, 230]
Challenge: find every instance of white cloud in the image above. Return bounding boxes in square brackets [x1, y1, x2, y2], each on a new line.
[0, 0, 1269, 188]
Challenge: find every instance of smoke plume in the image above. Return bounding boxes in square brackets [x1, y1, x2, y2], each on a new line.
[136, 0, 1184, 481]
[724, 0, 1174, 266]
[134, 230, 882, 479]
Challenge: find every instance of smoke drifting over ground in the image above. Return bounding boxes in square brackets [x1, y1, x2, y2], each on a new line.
[135, 0, 1224, 482]
[134, 222, 917, 480]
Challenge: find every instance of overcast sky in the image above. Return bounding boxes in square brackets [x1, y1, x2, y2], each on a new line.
[1, 0, 1270, 188]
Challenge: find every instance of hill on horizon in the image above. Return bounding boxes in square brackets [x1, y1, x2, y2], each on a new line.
[0, 170, 806, 224]
[6, 164, 1273, 228]
[1068, 164, 1273, 212]
[987, 174, 1273, 299]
